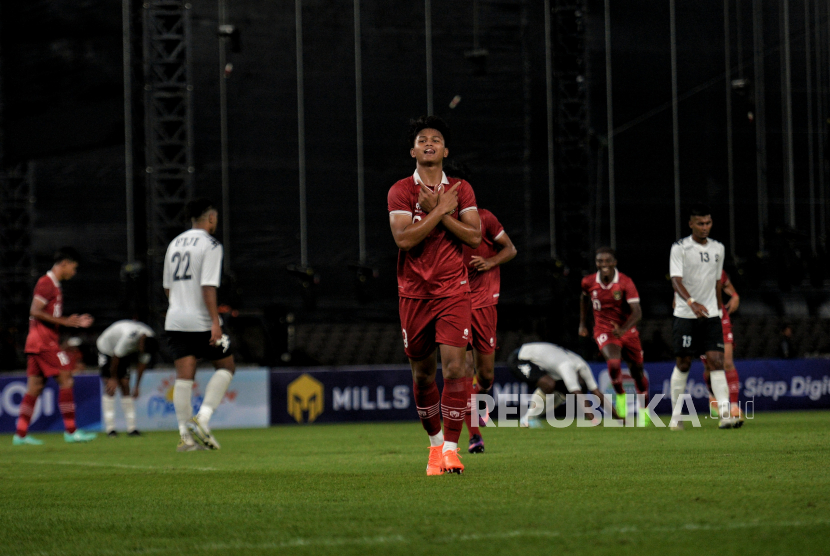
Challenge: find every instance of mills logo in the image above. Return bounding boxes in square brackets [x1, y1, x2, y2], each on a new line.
[287, 374, 324, 423]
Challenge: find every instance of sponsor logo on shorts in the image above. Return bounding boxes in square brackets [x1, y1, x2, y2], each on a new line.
[463, 328, 469, 340]
[490, 337, 494, 347]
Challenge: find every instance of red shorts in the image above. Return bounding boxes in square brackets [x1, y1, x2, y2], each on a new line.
[27, 349, 72, 378]
[594, 326, 644, 365]
[399, 294, 472, 361]
[722, 312, 733, 345]
[470, 305, 498, 355]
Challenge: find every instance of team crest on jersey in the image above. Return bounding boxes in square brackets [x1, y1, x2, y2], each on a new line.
[613, 290, 622, 301]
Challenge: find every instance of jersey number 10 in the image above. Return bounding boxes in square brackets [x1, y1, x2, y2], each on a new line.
[171, 251, 193, 281]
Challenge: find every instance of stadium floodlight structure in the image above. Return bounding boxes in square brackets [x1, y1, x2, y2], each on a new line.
[553, 0, 591, 269]
[142, 0, 195, 322]
[0, 163, 35, 339]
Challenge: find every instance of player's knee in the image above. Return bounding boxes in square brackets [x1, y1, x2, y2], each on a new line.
[443, 359, 466, 379]
[607, 359, 622, 379]
[676, 358, 692, 372]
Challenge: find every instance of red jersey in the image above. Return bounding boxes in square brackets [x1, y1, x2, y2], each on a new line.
[388, 171, 478, 298]
[581, 269, 640, 334]
[25, 271, 63, 354]
[463, 208, 504, 309]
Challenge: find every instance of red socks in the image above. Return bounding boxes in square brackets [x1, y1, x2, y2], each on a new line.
[413, 380, 441, 437]
[634, 373, 650, 404]
[607, 359, 624, 394]
[15, 393, 37, 437]
[59, 387, 77, 434]
[441, 377, 467, 444]
[726, 368, 740, 405]
[467, 377, 480, 438]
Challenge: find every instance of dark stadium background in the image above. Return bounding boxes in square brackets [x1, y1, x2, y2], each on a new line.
[1, 0, 828, 368]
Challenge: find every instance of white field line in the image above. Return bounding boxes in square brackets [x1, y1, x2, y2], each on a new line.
[21, 518, 830, 556]
[14, 459, 218, 472]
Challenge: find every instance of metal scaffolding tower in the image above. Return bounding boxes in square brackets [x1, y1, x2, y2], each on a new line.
[142, 0, 194, 319]
[553, 0, 591, 270]
[0, 163, 35, 336]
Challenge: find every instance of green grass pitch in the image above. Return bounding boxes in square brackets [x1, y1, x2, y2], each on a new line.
[1, 411, 829, 556]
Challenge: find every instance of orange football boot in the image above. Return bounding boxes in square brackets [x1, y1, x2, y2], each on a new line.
[441, 448, 464, 475]
[427, 445, 444, 476]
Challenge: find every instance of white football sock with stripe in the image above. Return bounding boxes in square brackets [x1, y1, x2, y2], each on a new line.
[196, 369, 233, 425]
[102, 394, 116, 433]
[173, 379, 193, 436]
[709, 370, 731, 419]
[670, 367, 689, 409]
[121, 396, 136, 432]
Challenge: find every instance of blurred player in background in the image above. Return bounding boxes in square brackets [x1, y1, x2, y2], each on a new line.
[164, 198, 236, 452]
[13, 247, 96, 445]
[461, 207, 516, 454]
[97, 319, 158, 437]
[388, 116, 481, 475]
[702, 271, 743, 425]
[579, 247, 650, 424]
[669, 204, 737, 430]
[507, 342, 616, 427]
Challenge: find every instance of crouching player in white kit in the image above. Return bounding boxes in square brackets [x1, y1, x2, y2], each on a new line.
[164, 198, 236, 452]
[97, 319, 158, 437]
[507, 342, 618, 427]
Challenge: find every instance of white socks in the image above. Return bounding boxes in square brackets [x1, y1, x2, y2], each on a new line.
[670, 366, 689, 409]
[709, 370, 730, 418]
[121, 396, 136, 432]
[102, 394, 116, 433]
[196, 369, 233, 424]
[173, 379, 193, 436]
[428, 431, 444, 447]
[442, 441, 458, 453]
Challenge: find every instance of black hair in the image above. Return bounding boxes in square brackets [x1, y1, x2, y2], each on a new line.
[407, 115, 451, 147]
[689, 203, 712, 219]
[54, 246, 81, 264]
[185, 198, 216, 221]
[595, 246, 616, 259]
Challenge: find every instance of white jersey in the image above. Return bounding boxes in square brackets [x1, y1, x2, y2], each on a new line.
[517, 342, 598, 393]
[163, 228, 223, 332]
[669, 235, 724, 319]
[96, 320, 155, 358]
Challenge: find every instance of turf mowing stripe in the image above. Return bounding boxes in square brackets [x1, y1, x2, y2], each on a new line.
[21, 519, 830, 556]
[15, 460, 218, 472]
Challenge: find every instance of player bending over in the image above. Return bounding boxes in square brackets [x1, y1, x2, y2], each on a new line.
[507, 342, 618, 427]
[13, 247, 96, 445]
[164, 198, 236, 451]
[388, 116, 481, 475]
[97, 319, 158, 437]
[579, 246, 650, 423]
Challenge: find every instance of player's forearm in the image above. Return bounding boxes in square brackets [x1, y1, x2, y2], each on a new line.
[486, 244, 517, 267]
[30, 308, 66, 327]
[578, 296, 588, 328]
[619, 304, 642, 332]
[201, 286, 221, 324]
[392, 211, 444, 251]
[440, 216, 481, 248]
[670, 277, 693, 302]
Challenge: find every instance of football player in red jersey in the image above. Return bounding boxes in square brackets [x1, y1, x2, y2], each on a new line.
[702, 270, 743, 425]
[579, 247, 649, 422]
[13, 247, 95, 445]
[388, 116, 481, 475]
[461, 207, 516, 453]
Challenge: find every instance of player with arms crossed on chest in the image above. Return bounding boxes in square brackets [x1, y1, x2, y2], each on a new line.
[97, 319, 159, 437]
[388, 116, 481, 475]
[13, 247, 96, 445]
[164, 198, 236, 451]
[669, 203, 739, 429]
[461, 207, 516, 453]
[579, 247, 649, 424]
